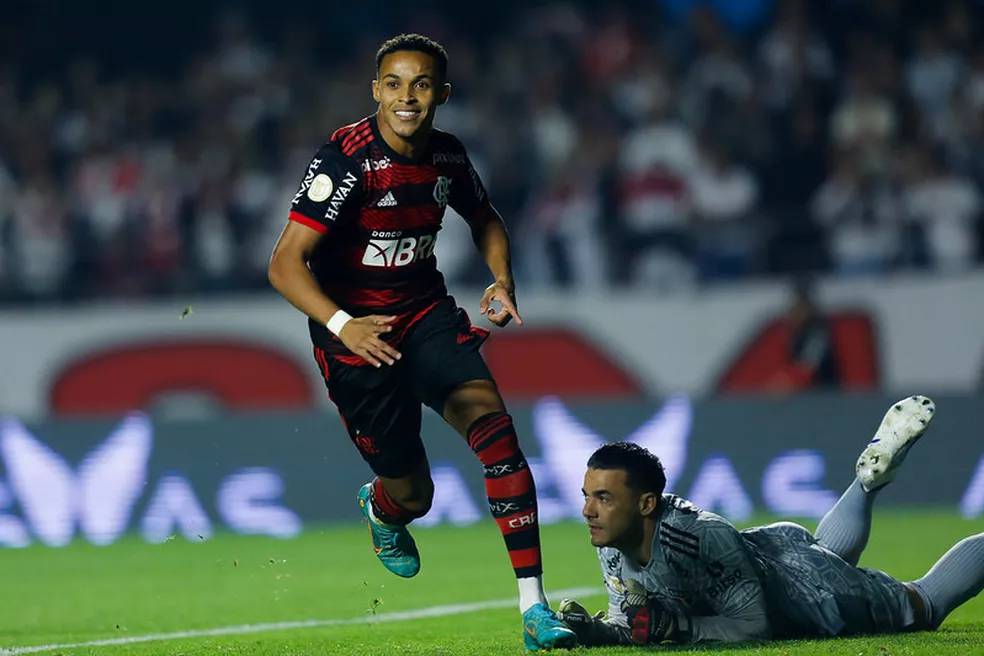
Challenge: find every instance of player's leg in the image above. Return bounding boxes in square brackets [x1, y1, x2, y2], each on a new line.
[443, 380, 576, 650]
[908, 532, 984, 629]
[815, 396, 935, 565]
[443, 380, 543, 592]
[814, 480, 879, 566]
[315, 346, 430, 577]
[404, 301, 576, 650]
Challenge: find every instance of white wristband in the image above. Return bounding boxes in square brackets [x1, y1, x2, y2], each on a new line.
[326, 310, 353, 337]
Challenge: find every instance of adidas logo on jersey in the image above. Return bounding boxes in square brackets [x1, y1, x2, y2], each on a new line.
[376, 191, 397, 207]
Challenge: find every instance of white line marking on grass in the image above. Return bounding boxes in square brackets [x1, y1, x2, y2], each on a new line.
[1, 585, 603, 654]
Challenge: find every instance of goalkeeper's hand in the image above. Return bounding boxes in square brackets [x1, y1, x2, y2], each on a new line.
[557, 598, 603, 626]
[556, 598, 607, 644]
[623, 579, 678, 645]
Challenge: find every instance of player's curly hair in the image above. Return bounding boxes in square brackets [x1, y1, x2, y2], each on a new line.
[375, 33, 448, 81]
[588, 442, 666, 496]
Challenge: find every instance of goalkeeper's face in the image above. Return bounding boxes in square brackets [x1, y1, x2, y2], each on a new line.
[582, 467, 647, 550]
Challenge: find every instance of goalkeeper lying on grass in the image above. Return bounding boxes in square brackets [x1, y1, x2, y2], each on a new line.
[556, 396, 984, 647]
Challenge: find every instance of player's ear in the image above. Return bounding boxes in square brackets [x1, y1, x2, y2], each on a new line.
[437, 82, 451, 105]
[638, 492, 658, 516]
[372, 79, 381, 103]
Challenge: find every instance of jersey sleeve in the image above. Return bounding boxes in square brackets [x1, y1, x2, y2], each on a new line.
[446, 140, 492, 224]
[287, 143, 362, 234]
[681, 516, 771, 643]
[597, 548, 629, 628]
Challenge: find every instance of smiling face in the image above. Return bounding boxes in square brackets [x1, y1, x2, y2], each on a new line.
[582, 467, 651, 550]
[372, 49, 450, 154]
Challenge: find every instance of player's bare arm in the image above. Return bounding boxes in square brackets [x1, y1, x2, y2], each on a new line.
[268, 221, 401, 368]
[472, 206, 523, 327]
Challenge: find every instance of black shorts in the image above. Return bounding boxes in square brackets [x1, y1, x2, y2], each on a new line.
[315, 298, 493, 478]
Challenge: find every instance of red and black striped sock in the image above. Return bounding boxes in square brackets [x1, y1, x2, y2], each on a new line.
[370, 477, 420, 526]
[467, 411, 542, 579]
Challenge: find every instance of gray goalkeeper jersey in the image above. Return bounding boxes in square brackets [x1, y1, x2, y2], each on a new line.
[598, 495, 915, 643]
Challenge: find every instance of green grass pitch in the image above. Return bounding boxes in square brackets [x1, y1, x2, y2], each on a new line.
[3, 511, 984, 655]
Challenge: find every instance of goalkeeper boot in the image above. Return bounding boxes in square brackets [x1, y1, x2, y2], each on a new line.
[857, 395, 935, 492]
[522, 602, 578, 651]
[357, 483, 420, 578]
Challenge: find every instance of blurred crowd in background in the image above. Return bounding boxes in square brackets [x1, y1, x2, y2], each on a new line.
[1, 0, 983, 304]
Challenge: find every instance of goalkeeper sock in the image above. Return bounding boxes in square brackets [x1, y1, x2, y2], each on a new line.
[912, 532, 984, 628]
[467, 412, 544, 589]
[815, 478, 878, 566]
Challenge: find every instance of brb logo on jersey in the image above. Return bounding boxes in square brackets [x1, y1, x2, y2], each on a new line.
[361, 231, 437, 267]
[433, 176, 451, 209]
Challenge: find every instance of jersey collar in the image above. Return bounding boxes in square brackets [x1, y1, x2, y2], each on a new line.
[370, 113, 432, 165]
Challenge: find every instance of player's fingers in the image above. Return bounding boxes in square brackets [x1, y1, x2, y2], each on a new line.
[485, 298, 502, 317]
[368, 314, 398, 325]
[498, 296, 523, 325]
[367, 319, 393, 333]
[479, 292, 493, 314]
[358, 347, 383, 368]
[367, 338, 398, 365]
[364, 344, 394, 366]
[488, 309, 511, 326]
[371, 337, 402, 362]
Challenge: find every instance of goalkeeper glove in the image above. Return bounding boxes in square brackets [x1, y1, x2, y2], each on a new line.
[557, 598, 604, 634]
[557, 598, 632, 646]
[623, 579, 678, 645]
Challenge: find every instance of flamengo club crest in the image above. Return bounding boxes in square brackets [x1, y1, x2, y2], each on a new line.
[433, 176, 451, 208]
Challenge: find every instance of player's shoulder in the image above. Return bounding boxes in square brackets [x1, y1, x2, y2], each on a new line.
[429, 128, 470, 161]
[327, 116, 376, 159]
[660, 494, 734, 538]
[661, 494, 703, 520]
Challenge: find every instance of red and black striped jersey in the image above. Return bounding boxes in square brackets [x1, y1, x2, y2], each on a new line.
[287, 114, 492, 353]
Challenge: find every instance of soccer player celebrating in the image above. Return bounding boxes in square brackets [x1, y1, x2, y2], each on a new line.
[558, 396, 984, 645]
[268, 34, 576, 651]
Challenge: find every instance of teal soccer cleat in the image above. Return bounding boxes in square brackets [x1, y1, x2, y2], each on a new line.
[523, 602, 578, 651]
[357, 483, 420, 578]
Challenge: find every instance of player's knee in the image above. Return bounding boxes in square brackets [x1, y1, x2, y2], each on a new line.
[766, 521, 813, 541]
[443, 381, 504, 432]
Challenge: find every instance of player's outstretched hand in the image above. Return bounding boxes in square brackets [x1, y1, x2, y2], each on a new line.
[479, 280, 523, 327]
[338, 315, 402, 368]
